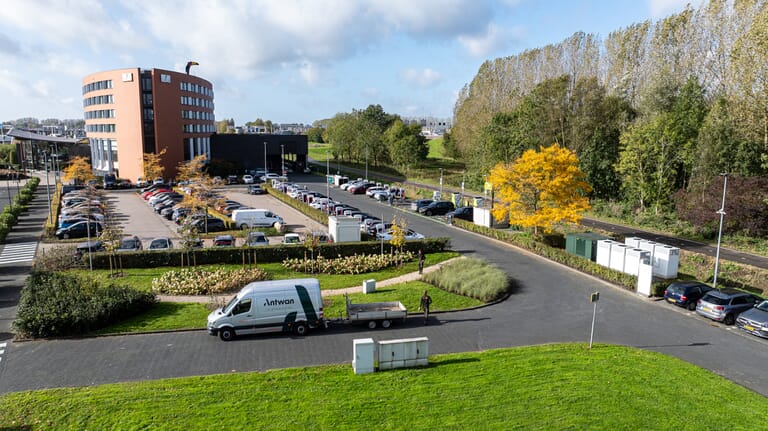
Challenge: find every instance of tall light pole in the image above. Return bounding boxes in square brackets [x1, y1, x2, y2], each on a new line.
[713, 173, 728, 289]
[263, 142, 268, 177]
[280, 144, 285, 176]
[439, 168, 443, 199]
[44, 151, 51, 222]
[365, 144, 369, 182]
[326, 150, 330, 214]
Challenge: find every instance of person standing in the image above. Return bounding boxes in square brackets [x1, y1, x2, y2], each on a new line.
[420, 290, 432, 325]
[418, 250, 425, 274]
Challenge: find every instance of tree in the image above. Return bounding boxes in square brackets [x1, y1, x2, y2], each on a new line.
[488, 144, 591, 235]
[176, 154, 208, 183]
[62, 156, 95, 185]
[306, 127, 324, 143]
[384, 119, 428, 172]
[143, 148, 166, 182]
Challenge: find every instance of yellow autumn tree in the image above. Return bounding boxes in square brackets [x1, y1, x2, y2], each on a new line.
[176, 154, 208, 183]
[62, 156, 95, 185]
[488, 144, 591, 235]
[143, 148, 166, 181]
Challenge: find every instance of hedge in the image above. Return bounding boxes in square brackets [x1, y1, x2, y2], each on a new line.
[13, 271, 156, 339]
[83, 237, 450, 270]
[0, 177, 39, 242]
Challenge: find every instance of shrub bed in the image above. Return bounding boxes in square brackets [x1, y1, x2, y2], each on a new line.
[282, 251, 415, 274]
[13, 271, 156, 339]
[422, 257, 510, 301]
[0, 177, 39, 242]
[151, 267, 271, 295]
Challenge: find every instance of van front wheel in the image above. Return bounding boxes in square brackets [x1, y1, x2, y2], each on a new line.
[240, 224, 250, 230]
[294, 323, 308, 336]
[219, 327, 236, 341]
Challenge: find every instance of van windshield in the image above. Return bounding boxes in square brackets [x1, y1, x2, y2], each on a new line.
[223, 296, 239, 314]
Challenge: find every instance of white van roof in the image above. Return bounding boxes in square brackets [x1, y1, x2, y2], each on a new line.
[237, 278, 320, 298]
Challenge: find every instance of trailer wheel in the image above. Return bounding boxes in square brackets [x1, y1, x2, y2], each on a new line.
[219, 327, 236, 341]
[367, 320, 377, 329]
[381, 319, 391, 329]
[294, 322, 308, 335]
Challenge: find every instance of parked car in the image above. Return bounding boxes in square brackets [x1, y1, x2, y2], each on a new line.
[410, 199, 434, 212]
[418, 201, 455, 216]
[307, 231, 331, 243]
[248, 185, 266, 195]
[664, 281, 713, 311]
[148, 237, 173, 250]
[74, 240, 104, 258]
[282, 233, 301, 244]
[446, 206, 474, 222]
[117, 236, 143, 252]
[213, 234, 235, 247]
[245, 231, 269, 247]
[736, 300, 768, 339]
[260, 173, 280, 182]
[242, 174, 255, 184]
[55, 221, 103, 240]
[227, 175, 239, 185]
[376, 229, 425, 241]
[192, 217, 227, 233]
[696, 289, 761, 325]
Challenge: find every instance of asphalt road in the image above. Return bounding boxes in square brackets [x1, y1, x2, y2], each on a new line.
[0, 175, 767, 397]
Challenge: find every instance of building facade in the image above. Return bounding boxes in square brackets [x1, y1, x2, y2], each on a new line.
[82, 68, 214, 183]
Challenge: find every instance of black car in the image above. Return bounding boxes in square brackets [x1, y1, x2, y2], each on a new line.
[55, 221, 103, 239]
[213, 234, 235, 247]
[446, 206, 474, 222]
[192, 217, 227, 233]
[227, 175, 239, 185]
[418, 201, 455, 216]
[664, 281, 713, 311]
[117, 236, 143, 252]
[410, 199, 434, 212]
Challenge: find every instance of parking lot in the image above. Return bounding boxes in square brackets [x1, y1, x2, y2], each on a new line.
[49, 185, 328, 249]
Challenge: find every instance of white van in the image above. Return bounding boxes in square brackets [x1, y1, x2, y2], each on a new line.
[207, 278, 324, 341]
[231, 208, 283, 229]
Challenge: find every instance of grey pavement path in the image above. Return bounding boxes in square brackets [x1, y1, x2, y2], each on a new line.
[0, 176, 44, 342]
[156, 256, 464, 303]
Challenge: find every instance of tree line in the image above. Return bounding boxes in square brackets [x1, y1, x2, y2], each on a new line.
[452, 0, 768, 238]
[324, 104, 429, 174]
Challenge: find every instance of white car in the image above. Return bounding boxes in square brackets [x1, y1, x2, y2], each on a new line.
[242, 174, 254, 184]
[375, 229, 425, 241]
[366, 186, 386, 197]
[260, 173, 280, 182]
[282, 233, 302, 244]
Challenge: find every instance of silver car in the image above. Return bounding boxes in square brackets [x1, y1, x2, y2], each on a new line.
[695, 289, 760, 325]
[736, 300, 768, 339]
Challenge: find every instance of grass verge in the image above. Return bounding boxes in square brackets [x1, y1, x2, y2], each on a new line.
[2, 343, 766, 430]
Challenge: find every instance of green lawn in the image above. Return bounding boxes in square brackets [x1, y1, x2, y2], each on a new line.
[322, 280, 482, 319]
[427, 136, 445, 159]
[77, 251, 459, 292]
[92, 302, 210, 335]
[2, 343, 765, 430]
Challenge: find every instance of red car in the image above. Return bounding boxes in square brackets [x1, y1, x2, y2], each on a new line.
[141, 188, 172, 200]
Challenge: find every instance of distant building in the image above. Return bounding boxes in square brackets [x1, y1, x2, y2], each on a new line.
[210, 133, 308, 174]
[82, 67, 215, 182]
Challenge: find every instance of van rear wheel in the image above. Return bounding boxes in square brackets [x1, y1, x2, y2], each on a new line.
[367, 320, 377, 329]
[381, 319, 391, 329]
[294, 323, 308, 336]
[219, 327, 236, 341]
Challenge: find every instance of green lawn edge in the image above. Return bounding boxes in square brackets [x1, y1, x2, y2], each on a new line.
[2, 343, 765, 430]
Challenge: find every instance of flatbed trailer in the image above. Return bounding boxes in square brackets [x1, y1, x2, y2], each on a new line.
[344, 294, 408, 329]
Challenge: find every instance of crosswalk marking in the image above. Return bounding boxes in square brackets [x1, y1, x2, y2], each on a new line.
[0, 242, 37, 264]
[0, 342, 5, 363]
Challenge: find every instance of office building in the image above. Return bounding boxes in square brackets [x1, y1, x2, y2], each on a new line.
[82, 67, 214, 182]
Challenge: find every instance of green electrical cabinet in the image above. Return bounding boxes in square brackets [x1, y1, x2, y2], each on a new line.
[565, 233, 610, 262]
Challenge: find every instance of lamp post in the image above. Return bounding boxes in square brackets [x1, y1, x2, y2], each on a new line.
[713, 173, 728, 289]
[280, 144, 285, 177]
[439, 168, 443, 198]
[43, 151, 52, 222]
[263, 142, 268, 177]
[326, 150, 330, 214]
[365, 144, 369, 182]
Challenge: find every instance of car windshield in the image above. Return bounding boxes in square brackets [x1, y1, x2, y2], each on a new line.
[702, 295, 727, 305]
[756, 300, 768, 311]
[121, 239, 139, 248]
[666, 284, 685, 294]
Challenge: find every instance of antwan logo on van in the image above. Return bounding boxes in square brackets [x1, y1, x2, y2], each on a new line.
[264, 297, 295, 306]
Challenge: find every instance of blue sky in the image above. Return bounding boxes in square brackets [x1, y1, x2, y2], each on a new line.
[0, 0, 697, 126]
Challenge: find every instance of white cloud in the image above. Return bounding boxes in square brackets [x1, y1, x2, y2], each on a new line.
[648, 0, 704, 19]
[299, 61, 320, 86]
[458, 23, 520, 57]
[400, 68, 442, 87]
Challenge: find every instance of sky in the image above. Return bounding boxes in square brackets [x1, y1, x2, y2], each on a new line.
[0, 0, 698, 126]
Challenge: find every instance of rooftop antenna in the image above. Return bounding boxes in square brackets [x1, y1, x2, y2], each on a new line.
[185, 61, 199, 75]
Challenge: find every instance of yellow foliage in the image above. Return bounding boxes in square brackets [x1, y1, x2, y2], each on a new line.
[62, 156, 95, 184]
[143, 148, 166, 181]
[488, 144, 591, 234]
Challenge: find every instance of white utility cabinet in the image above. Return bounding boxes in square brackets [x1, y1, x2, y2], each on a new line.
[596, 240, 616, 268]
[353, 338, 375, 375]
[329, 215, 361, 243]
[609, 243, 630, 272]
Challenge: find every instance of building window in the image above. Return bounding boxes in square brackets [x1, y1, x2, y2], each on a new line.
[161, 74, 171, 83]
[122, 73, 133, 82]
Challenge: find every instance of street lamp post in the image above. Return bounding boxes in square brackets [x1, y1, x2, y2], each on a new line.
[326, 150, 330, 214]
[263, 142, 268, 177]
[280, 144, 285, 177]
[365, 144, 369, 182]
[44, 152, 52, 222]
[713, 173, 728, 289]
[439, 168, 443, 198]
